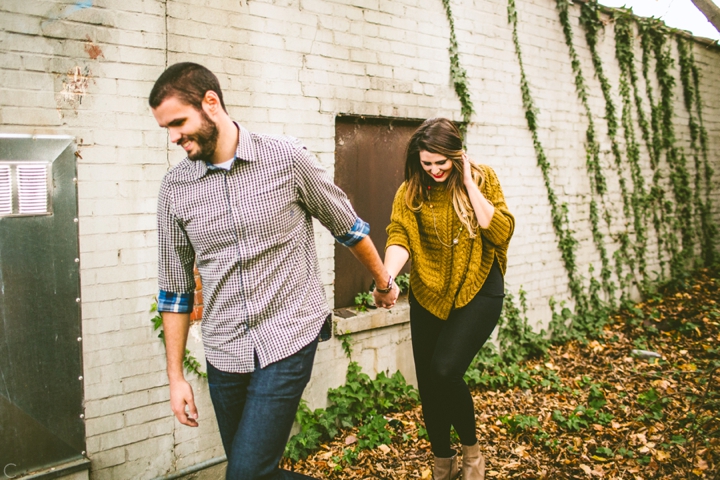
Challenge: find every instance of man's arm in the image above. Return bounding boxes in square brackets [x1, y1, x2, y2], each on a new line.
[157, 176, 200, 426]
[162, 311, 199, 427]
[289, 145, 398, 307]
[348, 236, 399, 308]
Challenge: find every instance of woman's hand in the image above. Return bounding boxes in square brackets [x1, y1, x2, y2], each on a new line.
[462, 152, 475, 187]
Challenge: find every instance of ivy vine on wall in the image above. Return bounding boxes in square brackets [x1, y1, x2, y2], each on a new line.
[508, 0, 588, 314]
[579, 1, 639, 299]
[648, 19, 695, 277]
[677, 36, 717, 266]
[628, 14, 672, 272]
[555, 0, 616, 305]
[639, 19, 684, 275]
[441, 0, 475, 132]
[505, 0, 715, 327]
[613, 11, 650, 284]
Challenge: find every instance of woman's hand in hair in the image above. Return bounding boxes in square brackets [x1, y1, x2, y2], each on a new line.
[462, 152, 476, 188]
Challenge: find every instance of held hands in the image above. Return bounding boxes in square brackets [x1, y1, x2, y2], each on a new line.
[169, 378, 199, 427]
[373, 283, 399, 309]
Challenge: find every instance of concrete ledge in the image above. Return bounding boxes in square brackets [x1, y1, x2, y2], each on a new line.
[333, 296, 410, 335]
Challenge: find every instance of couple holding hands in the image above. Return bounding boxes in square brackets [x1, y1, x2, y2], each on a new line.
[151, 62, 513, 480]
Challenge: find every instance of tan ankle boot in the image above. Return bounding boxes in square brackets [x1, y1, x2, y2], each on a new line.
[433, 453, 460, 480]
[461, 442, 485, 480]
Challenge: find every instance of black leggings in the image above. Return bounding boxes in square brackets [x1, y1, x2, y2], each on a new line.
[410, 260, 504, 458]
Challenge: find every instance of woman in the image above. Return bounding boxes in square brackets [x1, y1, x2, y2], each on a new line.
[375, 118, 514, 480]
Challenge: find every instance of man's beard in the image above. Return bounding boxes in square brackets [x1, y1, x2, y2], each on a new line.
[181, 110, 219, 161]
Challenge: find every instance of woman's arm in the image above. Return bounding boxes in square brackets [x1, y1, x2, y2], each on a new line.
[372, 244, 409, 308]
[384, 245, 410, 278]
[464, 157, 515, 245]
[462, 153, 495, 229]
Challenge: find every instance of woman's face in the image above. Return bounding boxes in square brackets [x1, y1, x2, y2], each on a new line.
[420, 150, 453, 183]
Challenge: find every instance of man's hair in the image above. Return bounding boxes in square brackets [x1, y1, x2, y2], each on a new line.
[149, 62, 227, 112]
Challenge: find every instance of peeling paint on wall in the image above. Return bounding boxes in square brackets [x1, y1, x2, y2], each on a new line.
[84, 35, 103, 60]
[56, 66, 92, 113]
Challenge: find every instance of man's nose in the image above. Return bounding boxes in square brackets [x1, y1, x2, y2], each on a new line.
[168, 128, 181, 144]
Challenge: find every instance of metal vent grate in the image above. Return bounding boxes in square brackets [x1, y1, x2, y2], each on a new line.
[0, 162, 52, 217]
[0, 165, 11, 215]
[17, 164, 49, 214]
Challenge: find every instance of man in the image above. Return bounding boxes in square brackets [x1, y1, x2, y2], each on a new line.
[149, 63, 399, 479]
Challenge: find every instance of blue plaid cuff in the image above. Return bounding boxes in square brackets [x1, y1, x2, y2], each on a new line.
[334, 217, 370, 247]
[157, 290, 194, 313]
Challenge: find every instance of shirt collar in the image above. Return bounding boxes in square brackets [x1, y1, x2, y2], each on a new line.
[192, 122, 256, 179]
[234, 123, 256, 163]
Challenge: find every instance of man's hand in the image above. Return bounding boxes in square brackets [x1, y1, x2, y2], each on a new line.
[169, 378, 199, 427]
[373, 283, 399, 309]
[162, 312, 197, 427]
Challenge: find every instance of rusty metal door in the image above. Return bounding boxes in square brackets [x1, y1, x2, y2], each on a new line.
[334, 116, 421, 309]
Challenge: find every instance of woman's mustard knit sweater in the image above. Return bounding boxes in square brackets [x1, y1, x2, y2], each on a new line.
[386, 164, 515, 320]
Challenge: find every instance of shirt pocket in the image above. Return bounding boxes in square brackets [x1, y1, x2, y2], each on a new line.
[236, 174, 302, 246]
[176, 180, 239, 258]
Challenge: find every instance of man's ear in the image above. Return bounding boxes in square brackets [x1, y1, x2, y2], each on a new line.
[202, 91, 222, 117]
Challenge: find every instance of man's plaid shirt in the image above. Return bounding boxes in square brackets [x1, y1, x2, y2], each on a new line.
[157, 125, 368, 373]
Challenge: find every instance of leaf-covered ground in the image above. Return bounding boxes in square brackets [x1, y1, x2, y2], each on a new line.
[281, 268, 720, 479]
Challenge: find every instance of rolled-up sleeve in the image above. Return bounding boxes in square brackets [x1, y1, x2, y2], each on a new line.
[157, 177, 196, 313]
[291, 141, 362, 244]
[334, 217, 370, 247]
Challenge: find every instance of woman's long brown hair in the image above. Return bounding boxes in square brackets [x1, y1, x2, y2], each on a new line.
[404, 118, 485, 237]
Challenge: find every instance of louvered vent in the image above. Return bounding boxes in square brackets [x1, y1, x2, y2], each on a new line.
[17, 164, 49, 214]
[0, 165, 11, 215]
[0, 162, 52, 217]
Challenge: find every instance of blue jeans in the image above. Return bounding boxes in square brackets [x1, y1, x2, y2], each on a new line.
[207, 337, 319, 480]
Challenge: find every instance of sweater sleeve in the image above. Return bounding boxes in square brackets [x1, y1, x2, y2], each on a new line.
[479, 166, 515, 246]
[385, 183, 412, 254]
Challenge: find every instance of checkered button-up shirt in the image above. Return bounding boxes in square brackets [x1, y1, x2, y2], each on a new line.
[157, 125, 368, 373]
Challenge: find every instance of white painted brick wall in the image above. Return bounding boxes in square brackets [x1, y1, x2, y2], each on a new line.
[1, 0, 719, 478]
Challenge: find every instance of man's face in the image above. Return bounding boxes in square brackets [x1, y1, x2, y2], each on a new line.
[152, 96, 218, 161]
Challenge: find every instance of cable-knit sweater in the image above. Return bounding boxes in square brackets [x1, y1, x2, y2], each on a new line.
[386, 164, 515, 320]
